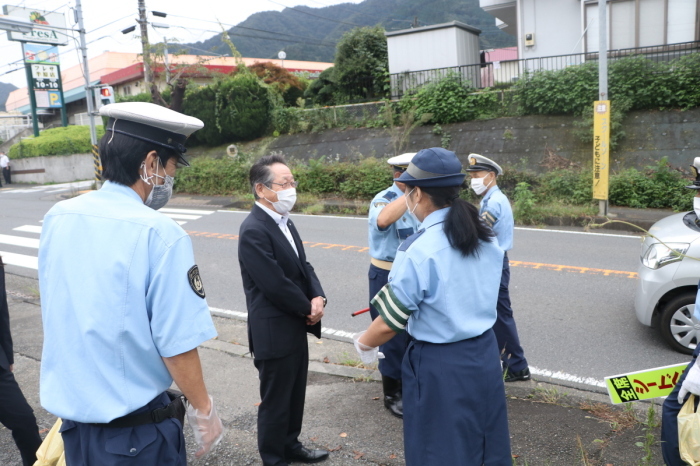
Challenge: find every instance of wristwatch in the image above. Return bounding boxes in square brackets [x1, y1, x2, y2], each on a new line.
[321, 296, 327, 307]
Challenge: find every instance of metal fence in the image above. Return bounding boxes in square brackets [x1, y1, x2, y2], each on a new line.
[389, 40, 700, 99]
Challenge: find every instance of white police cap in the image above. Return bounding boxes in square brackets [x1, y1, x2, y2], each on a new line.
[100, 102, 203, 166]
[387, 152, 416, 169]
[686, 156, 700, 190]
[465, 153, 503, 176]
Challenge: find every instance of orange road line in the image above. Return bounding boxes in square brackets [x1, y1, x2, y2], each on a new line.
[509, 261, 638, 279]
[186, 230, 637, 277]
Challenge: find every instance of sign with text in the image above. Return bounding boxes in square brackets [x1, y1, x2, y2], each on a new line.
[605, 363, 689, 404]
[30, 64, 60, 90]
[592, 100, 610, 200]
[3, 5, 69, 45]
[23, 43, 59, 64]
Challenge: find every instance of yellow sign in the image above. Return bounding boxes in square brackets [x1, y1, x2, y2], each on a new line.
[592, 100, 610, 200]
[605, 363, 688, 404]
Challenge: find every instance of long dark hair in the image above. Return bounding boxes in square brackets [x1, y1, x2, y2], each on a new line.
[409, 185, 495, 257]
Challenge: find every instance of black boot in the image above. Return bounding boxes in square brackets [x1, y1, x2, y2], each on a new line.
[382, 375, 403, 418]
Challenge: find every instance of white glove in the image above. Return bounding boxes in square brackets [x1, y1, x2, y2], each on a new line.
[679, 362, 700, 403]
[353, 330, 378, 364]
[186, 395, 225, 458]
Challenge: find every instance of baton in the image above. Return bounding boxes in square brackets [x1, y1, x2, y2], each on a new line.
[351, 307, 370, 317]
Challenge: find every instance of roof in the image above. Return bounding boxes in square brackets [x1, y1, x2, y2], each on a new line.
[484, 47, 518, 62]
[385, 21, 482, 38]
[5, 52, 333, 112]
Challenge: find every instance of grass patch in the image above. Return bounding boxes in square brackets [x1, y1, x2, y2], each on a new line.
[579, 400, 638, 431]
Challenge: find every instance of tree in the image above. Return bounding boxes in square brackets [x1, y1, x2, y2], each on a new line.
[333, 25, 389, 102]
[245, 62, 307, 107]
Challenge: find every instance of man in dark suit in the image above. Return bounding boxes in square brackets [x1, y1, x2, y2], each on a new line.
[0, 257, 42, 466]
[238, 155, 329, 466]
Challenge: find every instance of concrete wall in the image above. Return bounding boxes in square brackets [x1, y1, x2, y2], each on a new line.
[258, 107, 700, 173]
[11, 153, 93, 184]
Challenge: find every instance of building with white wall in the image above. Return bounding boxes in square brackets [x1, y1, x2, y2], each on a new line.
[480, 0, 699, 60]
[386, 21, 483, 95]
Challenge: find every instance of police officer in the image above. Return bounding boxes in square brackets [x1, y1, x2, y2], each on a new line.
[38, 102, 224, 464]
[660, 156, 700, 465]
[466, 153, 530, 382]
[354, 148, 511, 465]
[367, 152, 420, 418]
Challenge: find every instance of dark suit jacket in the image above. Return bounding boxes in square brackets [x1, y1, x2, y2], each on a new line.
[238, 205, 325, 360]
[0, 264, 13, 371]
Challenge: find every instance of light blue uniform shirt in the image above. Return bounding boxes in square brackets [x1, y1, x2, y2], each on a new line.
[480, 186, 514, 252]
[368, 183, 420, 261]
[371, 208, 504, 343]
[38, 181, 217, 423]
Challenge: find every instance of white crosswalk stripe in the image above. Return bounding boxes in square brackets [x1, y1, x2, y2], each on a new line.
[3, 208, 215, 271]
[1, 180, 94, 194]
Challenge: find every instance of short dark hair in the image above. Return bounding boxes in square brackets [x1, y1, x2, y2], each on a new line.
[99, 132, 179, 186]
[249, 154, 287, 199]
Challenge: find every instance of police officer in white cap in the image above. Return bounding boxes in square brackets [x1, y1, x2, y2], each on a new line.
[367, 153, 420, 418]
[466, 153, 530, 382]
[661, 156, 700, 465]
[38, 102, 224, 464]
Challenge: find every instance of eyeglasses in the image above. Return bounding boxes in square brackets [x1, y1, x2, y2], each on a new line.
[269, 180, 298, 189]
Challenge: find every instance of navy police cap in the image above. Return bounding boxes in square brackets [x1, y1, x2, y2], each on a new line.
[396, 147, 466, 187]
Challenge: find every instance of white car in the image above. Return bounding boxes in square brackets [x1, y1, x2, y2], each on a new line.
[635, 211, 700, 354]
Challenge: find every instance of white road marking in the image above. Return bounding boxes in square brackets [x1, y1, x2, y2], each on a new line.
[14, 225, 42, 234]
[0, 234, 39, 249]
[515, 227, 641, 239]
[2, 180, 93, 194]
[0, 251, 38, 269]
[209, 306, 607, 389]
[160, 208, 215, 215]
[163, 213, 203, 220]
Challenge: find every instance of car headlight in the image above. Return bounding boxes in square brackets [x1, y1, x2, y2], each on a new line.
[641, 242, 690, 269]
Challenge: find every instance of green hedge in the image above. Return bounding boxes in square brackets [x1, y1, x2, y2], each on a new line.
[175, 155, 693, 212]
[9, 126, 105, 159]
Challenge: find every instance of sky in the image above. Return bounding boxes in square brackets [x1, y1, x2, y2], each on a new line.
[0, 0, 365, 88]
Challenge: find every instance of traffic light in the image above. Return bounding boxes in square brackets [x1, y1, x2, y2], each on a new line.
[94, 85, 115, 110]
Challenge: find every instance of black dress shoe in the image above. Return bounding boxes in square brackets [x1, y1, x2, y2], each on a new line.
[384, 394, 403, 418]
[287, 446, 329, 464]
[504, 367, 531, 382]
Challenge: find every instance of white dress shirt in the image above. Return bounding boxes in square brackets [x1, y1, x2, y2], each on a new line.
[255, 202, 299, 257]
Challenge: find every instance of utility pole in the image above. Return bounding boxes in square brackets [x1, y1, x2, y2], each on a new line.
[598, 0, 608, 216]
[138, 0, 151, 88]
[75, 0, 101, 183]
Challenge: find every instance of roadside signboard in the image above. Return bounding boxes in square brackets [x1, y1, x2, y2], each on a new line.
[592, 100, 610, 200]
[3, 5, 69, 45]
[23, 43, 63, 109]
[605, 363, 689, 404]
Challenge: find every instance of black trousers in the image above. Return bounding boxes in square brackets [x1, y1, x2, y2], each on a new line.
[0, 365, 42, 466]
[2, 167, 9, 185]
[254, 347, 309, 466]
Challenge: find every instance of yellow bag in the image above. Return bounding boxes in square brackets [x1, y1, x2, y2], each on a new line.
[33, 418, 66, 466]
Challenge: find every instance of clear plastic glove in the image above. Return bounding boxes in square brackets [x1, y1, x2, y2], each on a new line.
[186, 395, 225, 458]
[353, 331, 378, 365]
[679, 362, 700, 403]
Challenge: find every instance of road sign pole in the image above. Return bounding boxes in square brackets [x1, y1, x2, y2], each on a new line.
[597, 0, 609, 217]
[57, 63, 68, 127]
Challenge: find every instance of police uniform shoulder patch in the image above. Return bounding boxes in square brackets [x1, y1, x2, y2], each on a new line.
[188, 265, 206, 298]
[398, 229, 425, 252]
[382, 191, 398, 202]
[481, 211, 497, 228]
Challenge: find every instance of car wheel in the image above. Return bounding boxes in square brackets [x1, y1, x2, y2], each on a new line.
[660, 292, 699, 355]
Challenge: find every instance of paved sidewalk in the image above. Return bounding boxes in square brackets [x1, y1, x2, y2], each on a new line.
[0, 273, 665, 465]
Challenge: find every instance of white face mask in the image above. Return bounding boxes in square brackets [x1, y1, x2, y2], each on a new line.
[140, 158, 173, 210]
[264, 185, 297, 215]
[694, 197, 700, 218]
[470, 174, 494, 196]
[404, 188, 418, 219]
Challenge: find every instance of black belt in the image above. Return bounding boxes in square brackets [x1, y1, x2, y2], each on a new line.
[90, 390, 186, 429]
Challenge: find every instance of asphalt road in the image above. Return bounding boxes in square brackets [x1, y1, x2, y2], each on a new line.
[0, 182, 691, 394]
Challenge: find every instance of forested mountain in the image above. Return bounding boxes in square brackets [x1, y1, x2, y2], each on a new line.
[180, 0, 515, 62]
[0, 82, 18, 112]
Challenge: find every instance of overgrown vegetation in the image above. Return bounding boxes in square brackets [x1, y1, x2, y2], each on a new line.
[174, 155, 693, 221]
[8, 126, 105, 159]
